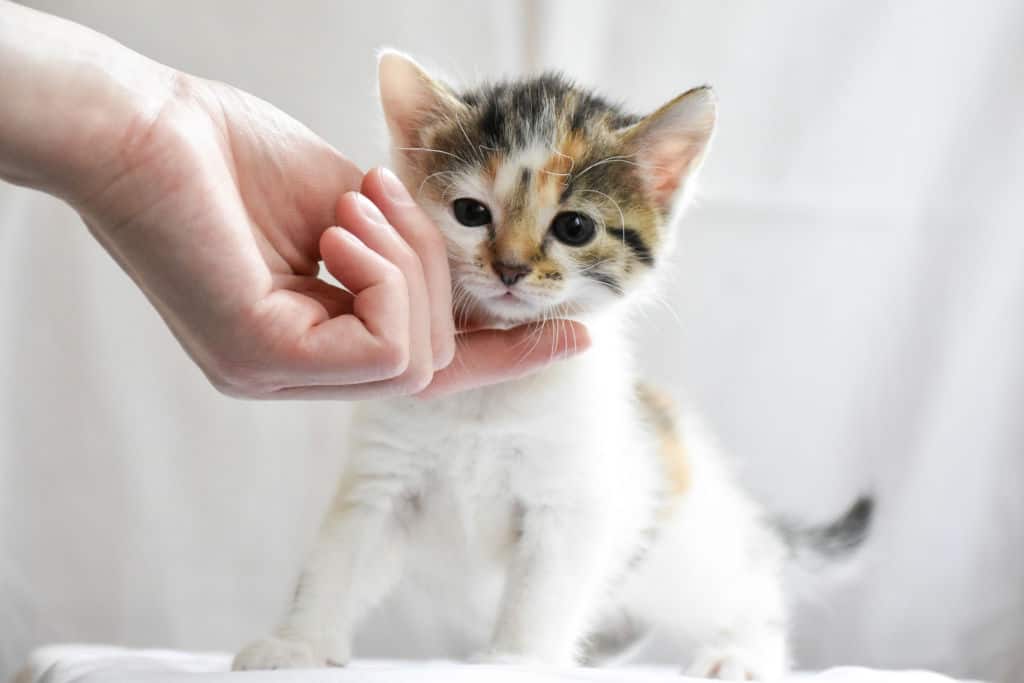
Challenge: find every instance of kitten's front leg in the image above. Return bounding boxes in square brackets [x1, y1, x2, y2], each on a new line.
[482, 504, 613, 667]
[233, 481, 405, 670]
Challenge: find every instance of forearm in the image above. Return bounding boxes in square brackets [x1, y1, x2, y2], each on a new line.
[0, 0, 176, 205]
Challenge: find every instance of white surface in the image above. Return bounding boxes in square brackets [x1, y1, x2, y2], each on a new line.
[19, 646, 975, 683]
[2, 2, 1022, 682]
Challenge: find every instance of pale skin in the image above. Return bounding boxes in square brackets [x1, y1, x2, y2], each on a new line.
[0, 2, 589, 399]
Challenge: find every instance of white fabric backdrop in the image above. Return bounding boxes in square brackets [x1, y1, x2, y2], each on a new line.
[1, 1, 1022, 682]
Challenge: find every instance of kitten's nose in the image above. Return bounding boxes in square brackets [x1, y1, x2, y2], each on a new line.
[492, 260, 532, 287]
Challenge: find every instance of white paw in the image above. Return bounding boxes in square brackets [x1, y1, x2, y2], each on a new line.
[232, 637, 321, 671]
[685, 646, 786, 681]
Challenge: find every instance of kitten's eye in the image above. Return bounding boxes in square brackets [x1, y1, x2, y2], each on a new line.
[550, 212, 596, 246]
[452, 198, 492, 227]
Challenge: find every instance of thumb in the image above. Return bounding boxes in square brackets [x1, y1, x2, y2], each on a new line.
[417, 321, 590, 399]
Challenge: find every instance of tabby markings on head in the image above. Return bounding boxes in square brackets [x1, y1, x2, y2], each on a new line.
[380, 50, 716, 322]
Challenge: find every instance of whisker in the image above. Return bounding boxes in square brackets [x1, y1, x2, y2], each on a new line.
[553, 321, 561, 362]
[541, 140, 575, 178]
[399, 146, 470, 166]
[578, 188, 626, 232]
[438, 181, 461, 203]
[554, 304, 571, 363]
[576, 257, 617, 274]
[574, 154, 641, 179]
[568, 308, 579, 356]
[650, 292, 684, 329]
[454, 115, 476, 153]
[516, 306, 550, 363]
[449, 284, 481, 373]
[417, 170, 458, 199]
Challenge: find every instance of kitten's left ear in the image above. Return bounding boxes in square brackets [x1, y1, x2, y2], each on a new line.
[620, 86, 717, 211]
[378, 49, 466, 150]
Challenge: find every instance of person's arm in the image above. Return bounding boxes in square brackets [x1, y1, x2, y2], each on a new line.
[0, 2, 588, 399]
[0, 1, 173, 202]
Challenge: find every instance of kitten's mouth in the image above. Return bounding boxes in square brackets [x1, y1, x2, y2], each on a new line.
[454, 276, 559, 326]
[466, 286, 545, 325]
[487, 290, 535, 316]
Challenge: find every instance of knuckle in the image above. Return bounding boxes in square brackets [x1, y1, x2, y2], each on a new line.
[204, 351, 276, 398]
[209, 371, 260, 399]
[401, 363, 434, 395]
[374, 336, 411, 379]
[412, 386, 437, 400]
[433, 336, 456, 370]
[378, 261, 406, 289]
[211, 381, 263, 400]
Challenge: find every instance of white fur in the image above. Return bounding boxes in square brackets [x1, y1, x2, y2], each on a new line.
[234, 313, 789, 678]
[235, 54, 788, 680]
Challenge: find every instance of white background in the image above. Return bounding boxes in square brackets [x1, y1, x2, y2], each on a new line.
[1, 2, 1022, 682]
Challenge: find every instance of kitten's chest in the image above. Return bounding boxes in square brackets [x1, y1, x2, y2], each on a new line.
[389, 438, 525, 595]
[355, 338, 640, 549]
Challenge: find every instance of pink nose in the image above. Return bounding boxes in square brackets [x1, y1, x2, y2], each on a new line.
[492, 260, 532, 287]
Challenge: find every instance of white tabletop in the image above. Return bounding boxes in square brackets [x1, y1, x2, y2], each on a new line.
[16, 646, 982, 683]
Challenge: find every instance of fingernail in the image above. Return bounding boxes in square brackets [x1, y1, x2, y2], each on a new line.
[379, 168, 415, 206]
[352, 192, 388, 225]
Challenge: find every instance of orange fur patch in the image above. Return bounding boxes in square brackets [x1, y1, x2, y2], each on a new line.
[491, 214, 541, 265]
[483, 153, 503, 182]
[534, 131, 587, 206]
[636, 383, 689, 497]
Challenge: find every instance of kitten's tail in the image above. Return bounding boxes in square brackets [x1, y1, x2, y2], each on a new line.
[778, 495, 874, 562]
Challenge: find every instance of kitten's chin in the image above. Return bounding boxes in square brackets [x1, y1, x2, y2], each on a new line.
[466, 289, 612, 330]
[461, 289, 553, 328]
[458, 282, 596, 328]
[474, 294, 544, 328]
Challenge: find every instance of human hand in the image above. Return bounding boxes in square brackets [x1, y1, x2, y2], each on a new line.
[74, 76, 591, 399]
[0, 3, 589, 399]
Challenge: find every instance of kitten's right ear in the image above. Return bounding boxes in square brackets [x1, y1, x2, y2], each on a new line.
[619, 86, 717, 211]
[377, 49, 465, 150]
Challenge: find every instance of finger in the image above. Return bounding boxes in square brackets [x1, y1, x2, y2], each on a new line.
[317, 226, 407, 345]
[260, 226, 410, 385]
[361, 167, 456, 370]
[266, 380, 427, 401]
[263, 320, 590, 400]
[416, 321, 591, 399]
[272, 273, 355, 318]
[454, 309, 493, 334]
[336, 191, 434, 391]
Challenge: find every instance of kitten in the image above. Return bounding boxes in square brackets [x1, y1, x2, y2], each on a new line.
[233, 51, 870, 680]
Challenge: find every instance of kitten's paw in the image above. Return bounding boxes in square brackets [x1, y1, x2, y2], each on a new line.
[232, 637, 320, 671]
[685, 646, 786, 681]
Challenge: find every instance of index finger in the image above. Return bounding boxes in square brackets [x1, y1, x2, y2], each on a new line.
[278, 226, 411, 384]
[362, 167, 456, 370]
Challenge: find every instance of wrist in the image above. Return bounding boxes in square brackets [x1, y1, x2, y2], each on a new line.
[0, 1, 180, 207]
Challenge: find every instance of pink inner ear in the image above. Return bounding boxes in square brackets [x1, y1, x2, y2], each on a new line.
[649, 171, 680, 205]
[645, 136, 701, 206]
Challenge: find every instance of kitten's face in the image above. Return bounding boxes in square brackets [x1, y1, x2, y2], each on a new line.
[379, 52, 716, 326]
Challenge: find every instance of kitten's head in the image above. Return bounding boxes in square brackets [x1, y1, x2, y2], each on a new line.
[378, 50, 716, 326]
